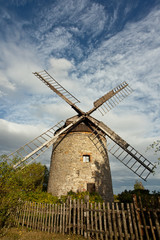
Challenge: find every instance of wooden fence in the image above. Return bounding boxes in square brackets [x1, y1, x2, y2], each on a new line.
[15, 197, 160, 240]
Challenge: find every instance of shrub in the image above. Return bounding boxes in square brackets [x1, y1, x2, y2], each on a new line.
[0, 155, 49, 230]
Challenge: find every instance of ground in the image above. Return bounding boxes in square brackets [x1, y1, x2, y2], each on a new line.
[0, 228, 85, 240]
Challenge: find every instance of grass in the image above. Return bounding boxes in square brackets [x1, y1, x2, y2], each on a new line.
[0, 228, 85, 240]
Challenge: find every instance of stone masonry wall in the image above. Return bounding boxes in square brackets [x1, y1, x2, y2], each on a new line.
[47, 131, 114, 202]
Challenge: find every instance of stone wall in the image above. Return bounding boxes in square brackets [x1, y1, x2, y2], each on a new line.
[47, 129, 114, 202]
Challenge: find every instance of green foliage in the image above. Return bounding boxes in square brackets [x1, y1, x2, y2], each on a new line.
[0, 155, 49, 230]
[117, 187, 159, 208]
[113, 194, 119, 202]
[149, 140, 160, 153]
[0, 153, 103, 231]
[117, 190, 133, 203]
[24, 191, 59, 204]
[134, 180, 145, 190]
[64, 190, 103, 203]
[147, 140, 160, 169]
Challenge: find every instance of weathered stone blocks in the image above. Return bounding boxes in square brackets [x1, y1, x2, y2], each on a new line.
[47, 123, 114, 202]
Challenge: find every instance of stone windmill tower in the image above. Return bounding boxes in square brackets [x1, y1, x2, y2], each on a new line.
[8, 70, 155, 202]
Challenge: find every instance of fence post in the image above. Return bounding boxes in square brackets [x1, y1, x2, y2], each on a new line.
[26, 202, 31, 228]
[90, 203, 94, 239]
[98, 202, 103, 239]
[80, 199, 84, 236]
[133, 195, 143, 240]
[116, 203, 123, 240]
[37, 202, 41, 230]
[73, 199, 76, 234]
[48, 203, 51, 233]
[138, 196, 150, 240]
[62, 203, 66, 235]
[44, 203, 48, 232]
[65, 200, 69, 233]
[59, 204, 63, 233]
[107, 202, 113, 240]
[153, 210, 160, 239]
[54, 204, 57, 233]
[112, 202, 118, 240]
[147, 210, 156, 240]
[121, 203, 129, 240]
[130, 203, 139, 239]
[22, 201, 27, 227]
[83, 201, 87, 238]
[103, 202, 108, 240]
[127, 203, 134, 240]
[50, 203, 54, 233]
[42, 203, 46, 231]
[77, 199, 80, 235]
[94, 202, 98, 240]
[69, 198, 72, 235]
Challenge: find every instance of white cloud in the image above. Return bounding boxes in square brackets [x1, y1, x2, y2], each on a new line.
[49, 58, 74, 78]
[0, 71, 15, 90]
[31, 0, 108, 61]
[78, 2, 106, 38]
[74, 7, 160, 140]
[0, 119, 47, 153]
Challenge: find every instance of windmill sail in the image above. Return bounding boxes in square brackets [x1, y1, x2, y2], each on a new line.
[8, 116, 84, 169]
[33, 70, 83, 115]
[87, 82, 133, 115]
[87, 116, 155, 181]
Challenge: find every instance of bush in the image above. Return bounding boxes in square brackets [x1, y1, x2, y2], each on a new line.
[0, 155, 49, 230]
[63, 190, 103, 203]
[117, 188, 160, 208]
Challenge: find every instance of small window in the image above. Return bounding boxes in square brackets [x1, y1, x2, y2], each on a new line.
[83, 155, 90, 162]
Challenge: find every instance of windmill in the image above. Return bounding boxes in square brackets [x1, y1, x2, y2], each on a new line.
[7, 70, 155, 202]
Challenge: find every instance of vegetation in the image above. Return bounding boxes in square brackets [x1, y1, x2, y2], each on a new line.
[149, 140, 160, 155]
[148, 140, 160, 168]
[0, 155, 103, 233]
[134, 180, 145, 190]
[0, 227, 85, 240]
[0, 155, 49, 231]
[66, 190, 103, 203]
[117, 183, 160, 208]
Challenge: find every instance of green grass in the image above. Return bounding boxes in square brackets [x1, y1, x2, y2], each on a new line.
[0, 228, 85, 240]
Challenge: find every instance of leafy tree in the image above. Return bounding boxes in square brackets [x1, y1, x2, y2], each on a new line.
[150, 140, 160, 153]
[117, 187, 160, 209]
[0, 155, 49, 230]
[134, 180, 145, 190]
[148, 140, 160, 168]
[117, 190, 133, 203]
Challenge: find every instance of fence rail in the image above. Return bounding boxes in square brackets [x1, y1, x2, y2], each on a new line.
[15, 197, 160, 240]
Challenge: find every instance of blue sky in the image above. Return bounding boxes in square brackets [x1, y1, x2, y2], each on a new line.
[0, 0, 160, 194]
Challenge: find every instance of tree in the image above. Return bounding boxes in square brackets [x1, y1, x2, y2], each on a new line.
[148, 140, 160, 167]
[0, 155, 49, 230]
[117, 190, 133, 203]
[134, 180, 145, 190]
